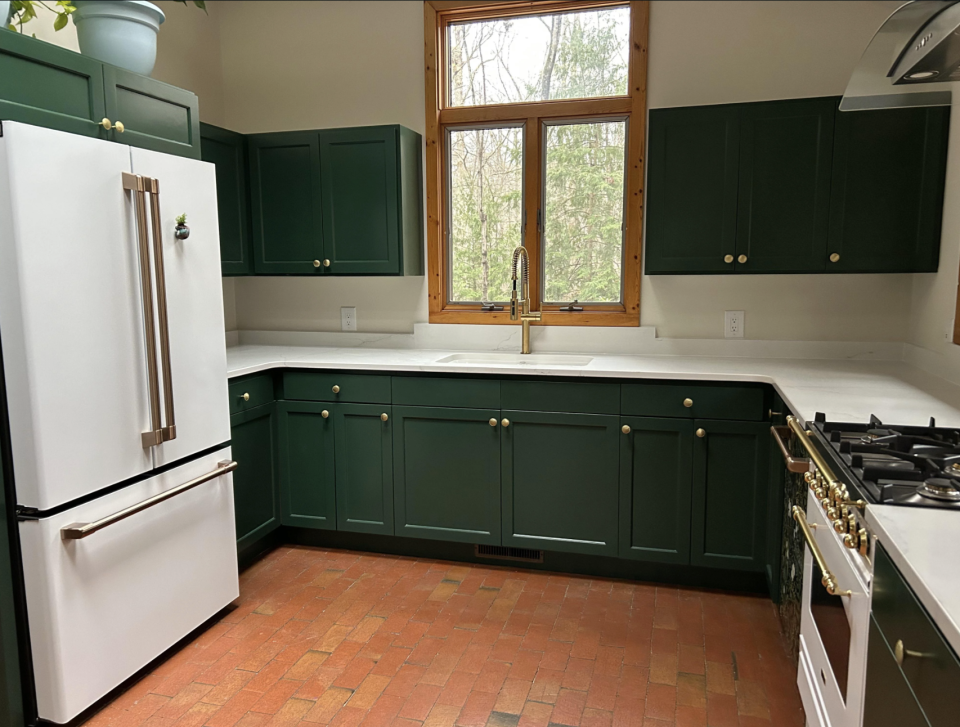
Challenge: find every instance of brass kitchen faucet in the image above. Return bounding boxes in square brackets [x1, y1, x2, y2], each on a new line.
[510, 246, 541, 354]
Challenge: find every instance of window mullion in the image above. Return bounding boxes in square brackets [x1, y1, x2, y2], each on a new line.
[523, 116, 543, 311]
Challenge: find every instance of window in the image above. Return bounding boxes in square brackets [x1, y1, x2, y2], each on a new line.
[425, 1, 647, 326]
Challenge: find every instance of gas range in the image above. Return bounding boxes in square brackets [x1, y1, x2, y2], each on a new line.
[810, 412, 960, 510]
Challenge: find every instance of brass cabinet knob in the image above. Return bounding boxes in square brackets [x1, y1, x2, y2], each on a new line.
[738, 254, 747, 264]
[501, 418, 510, 427]
[321, 410, 329, 419]
[241, 392, 250, 402]
[724, 254, 734, 263]
[331, 385, 340, 394]
[621, 425, 631, 434]
[323, 259, 331, 267]
[696, 428, 706, 438]
[829, 252, 840, 263]
[381, 413, 389, 422]
[683, 398, 693, 408]
[489, 418, 498, 427]
[313, 260, 321, 268]
[115, 121, 125, 133]
[100, 118, 114, 130]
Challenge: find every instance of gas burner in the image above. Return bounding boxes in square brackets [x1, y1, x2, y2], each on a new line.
[918, 477, 960, 502]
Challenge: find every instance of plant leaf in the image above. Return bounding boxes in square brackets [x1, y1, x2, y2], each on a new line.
[193, 0, 207, 12]
[53, 12, 67, 31]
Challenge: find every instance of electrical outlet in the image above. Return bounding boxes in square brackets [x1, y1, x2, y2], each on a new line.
[341, 306, 357, 332]
[724, 310, 744, 339]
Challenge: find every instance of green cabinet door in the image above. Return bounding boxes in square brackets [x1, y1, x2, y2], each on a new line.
[828, 105, 949, 273]
[863, 617, 932, 727]
[333, 404, 394, 535]
[691, 419, 769, 571]
[248, 131, 325, 274]
[201, 123, 253, 275]
[278, 401, 336, 529]
[735, 98, 835, 273]
[0, 30, 106, 139]
[619, 417, 693, 564]
[318, 125, 402, 274]
[230, 403, 280, 550]
[393, 406, 501, 544]
[502, 411, 619, 556]
[645, 104, 740, 274]
[102, 65, 199, 159]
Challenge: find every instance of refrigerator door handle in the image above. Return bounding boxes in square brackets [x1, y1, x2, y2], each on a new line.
[59, 460, 237, 540]
[123, 172, 164, 449]
[145, 176, 177, 443]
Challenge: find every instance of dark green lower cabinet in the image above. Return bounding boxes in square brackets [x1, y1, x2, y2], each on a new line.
[619, 417, 693, 564]
[278, 401, 336, 529]
[230, 404, 281, 550]
[333, 404, 393, 535]
[863, 617, 932, 727]
[393, 406, 501, 544]
[502, 411, 619, 557]
[691, 420, 769, 571]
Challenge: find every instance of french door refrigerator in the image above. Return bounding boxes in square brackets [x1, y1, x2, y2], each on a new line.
[0, 122, 238, 725]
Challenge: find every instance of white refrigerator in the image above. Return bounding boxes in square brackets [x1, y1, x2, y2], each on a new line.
[0, 122, 238, 725]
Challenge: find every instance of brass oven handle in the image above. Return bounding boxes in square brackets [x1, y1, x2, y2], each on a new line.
[146, 176, 176, 443]
[787, 416, 866, 511]
[792, 505, 852, 597]
[894, 639, 927, 667]
[124, 173, 163, 449]
[61, 461, 237, 540]
[770, 425, 811, 473]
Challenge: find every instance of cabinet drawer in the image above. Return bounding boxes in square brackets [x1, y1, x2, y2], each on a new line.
[392, 376, 499, 409]
[501, 379, 619, 415]
[621, 382, 764, 421]
[228, 374, 275, 414]
[872, 544, 960, 727]
[283, 371, 391, 404]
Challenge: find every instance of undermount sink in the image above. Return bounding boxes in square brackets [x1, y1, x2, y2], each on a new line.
[436, 353, 593, 367]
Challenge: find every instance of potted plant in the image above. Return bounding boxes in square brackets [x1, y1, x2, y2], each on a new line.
[7, 0, 205, 77]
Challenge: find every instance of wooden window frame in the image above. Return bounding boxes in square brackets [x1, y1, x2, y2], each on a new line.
[424, 0, 649, 327]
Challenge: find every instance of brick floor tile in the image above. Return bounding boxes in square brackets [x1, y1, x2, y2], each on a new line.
[204, 689, 262, 727]
[348, 675, 393, 711]
[516, 701, 553, 727]
[704, 661, 735, 696]
[585, 675, 618, 712]
[493, 678, 532, 715]
[398, 683, 443, 722]
[303, 686, 354, 724]
[674, 704, 706, 727]
[437, 671, 478, 708]
[251, 679, 306, 714]
[549, 688, 587, 726]
[455, 691, 497, 727]
[705, 693, 739, 727]
[423, 703, 462, 727]
[474, 661, 511, 694]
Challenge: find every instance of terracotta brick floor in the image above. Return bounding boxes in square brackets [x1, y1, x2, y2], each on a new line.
[81, 546, 805, 727]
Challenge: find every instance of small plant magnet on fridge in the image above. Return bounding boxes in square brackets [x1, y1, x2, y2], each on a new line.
[174, 213, 190, 240]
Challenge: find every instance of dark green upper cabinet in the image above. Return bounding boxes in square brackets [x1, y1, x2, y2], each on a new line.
[230, 403, 281, 551]
[319, 126, 423, 275]
[278, 401, 336, 529]
[691, 420, 769, 571]
[735, 98, 835, 273]
[102, 65, 199, 159]
[393, 405, 501, 545]
[248, 131, 325, 274]
[333, 404, 394, 535]
[0, 30, 106, 139]
[645, 104, 740, 274]
[201, 123, 253, 276]
[828, 104, 949, 273]
[619, 417, 693, 565]
[501, 411, 620, 557]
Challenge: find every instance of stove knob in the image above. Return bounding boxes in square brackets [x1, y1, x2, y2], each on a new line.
[858, 528, 869, 557]
[827, 506, 838, 522]
[805, 472, 817, 489]
[843, 532, 859, 550]
[834, 518, 847, 534]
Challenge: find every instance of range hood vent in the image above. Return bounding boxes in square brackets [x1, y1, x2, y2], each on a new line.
[841, 0, 958, 111]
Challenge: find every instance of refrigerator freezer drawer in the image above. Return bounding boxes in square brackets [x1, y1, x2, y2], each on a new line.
[18, 449, 238, 725]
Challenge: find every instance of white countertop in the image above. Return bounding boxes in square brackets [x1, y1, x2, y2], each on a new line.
[225, 343, 960, 652]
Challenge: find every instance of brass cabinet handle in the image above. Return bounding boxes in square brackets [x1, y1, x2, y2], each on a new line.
[489, 418, 498, 427]
[621, 425, 631, 434]
[241, 392, 250, 402]
[323, 259, 331, 268]
[313, 259, 321, 268]
[792, 506, 853, 597]
[381, 413, 389, 422]
[696, 428, 706, 438]
[830, 253, 840, 263]
[332, 385, 340, 394]
[738, 254, 748, 264]
[101, 117, 113, 130]
[321, 410, 329, 419]
[724, 254, 734, 263]
[683, 398, 693, 408]
[893, 640, 927, 667]
[115, 121, 125, 133]
[501, 418, 510, 427]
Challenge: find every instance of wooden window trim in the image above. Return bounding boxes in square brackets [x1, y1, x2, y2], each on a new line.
[424, 0, 648, 327]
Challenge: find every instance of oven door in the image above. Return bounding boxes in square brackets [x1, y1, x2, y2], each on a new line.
[798, 490, 871, 727]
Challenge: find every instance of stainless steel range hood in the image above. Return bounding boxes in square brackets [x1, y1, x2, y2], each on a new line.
[841, 1, 959, 111]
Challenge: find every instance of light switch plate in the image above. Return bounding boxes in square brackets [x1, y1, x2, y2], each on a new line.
[724, 310, 744, 339]
[341, 306, 357, 332]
